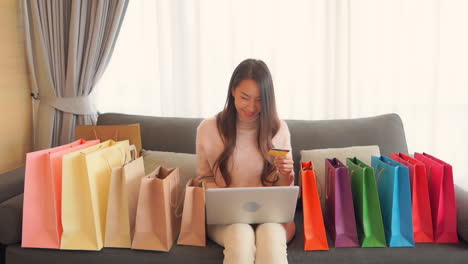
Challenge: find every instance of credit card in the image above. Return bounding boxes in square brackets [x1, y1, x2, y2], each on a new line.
[268, 148, 290, 157]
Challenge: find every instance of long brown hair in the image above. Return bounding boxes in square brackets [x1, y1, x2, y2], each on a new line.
[214, 59, 280, 186]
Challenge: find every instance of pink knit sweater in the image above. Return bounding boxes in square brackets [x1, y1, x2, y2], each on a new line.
[196, 116, 296, 241]
[196, 116, 294, 187]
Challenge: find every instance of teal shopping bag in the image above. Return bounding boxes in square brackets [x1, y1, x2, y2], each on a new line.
[346, 158, 386, 247]
[371, 155, 415, 247]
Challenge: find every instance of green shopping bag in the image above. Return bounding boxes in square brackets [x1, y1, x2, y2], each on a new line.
[346, 157, 386, 247]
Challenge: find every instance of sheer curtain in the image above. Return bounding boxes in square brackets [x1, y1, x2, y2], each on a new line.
[95, 0, 468, 187]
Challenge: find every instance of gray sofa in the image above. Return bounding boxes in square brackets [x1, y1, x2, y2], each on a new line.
[1, 113, 467, 264]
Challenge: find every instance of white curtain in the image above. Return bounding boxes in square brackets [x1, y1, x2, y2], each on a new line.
[95, 0, 468, 188]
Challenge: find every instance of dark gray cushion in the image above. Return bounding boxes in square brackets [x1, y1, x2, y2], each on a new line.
[287, 211, 468, 264]
[98, 113, 408, 185]
[97, 114, 203, 154]
[7, 236, 223, 264]
[455, 185, 468, 243]
[0, 167, 24, 203]
[287, 113, 408, 178]
[0, 194, 23, 245]
[6, 209, 468, 264]
[1, 243, 5, 264]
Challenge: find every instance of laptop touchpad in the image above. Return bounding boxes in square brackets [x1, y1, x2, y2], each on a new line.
[243, 201, 261, 212]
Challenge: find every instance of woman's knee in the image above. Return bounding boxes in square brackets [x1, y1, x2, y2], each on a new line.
[225, 223, 255, 245]
[223, 223, 256, 263]
[255, 223, 288, 264]
[256, 223, 286, 242]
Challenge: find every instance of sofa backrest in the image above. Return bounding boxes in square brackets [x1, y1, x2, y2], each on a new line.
[97, 113, 408, 178]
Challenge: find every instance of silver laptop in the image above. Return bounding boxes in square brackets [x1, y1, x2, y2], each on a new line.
[205, 186, 299, 225]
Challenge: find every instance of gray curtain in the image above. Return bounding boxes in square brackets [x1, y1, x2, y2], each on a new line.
[21, 0, 129, 150]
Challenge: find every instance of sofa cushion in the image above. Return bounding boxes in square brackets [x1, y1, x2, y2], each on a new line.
[0, 194, 23, 245]
[0, 167, 25, 203]
[7, 235, 224, 264]
[97, 114, 203, 155]
[300, 145, 380, 208]
[6, 208, 468, 264]
[98, 113, 409, 186]
[1, 244, 5, 264]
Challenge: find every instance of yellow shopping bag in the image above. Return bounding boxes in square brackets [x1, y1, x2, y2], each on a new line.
[61, 140, 130, 250]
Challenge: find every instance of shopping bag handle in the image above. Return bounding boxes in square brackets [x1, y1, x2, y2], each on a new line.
[92, 128, 119, 141]
[374, 165, 386, 183]
[325, 167, 332, 199]
[123, 145, 137, 165]
[427, 166, 432, 181]
[169, 171, 180, 209]
[100, 147, 126, 173]
[174, 174, 216, 217]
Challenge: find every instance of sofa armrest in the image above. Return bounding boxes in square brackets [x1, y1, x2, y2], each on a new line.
[0, 194, 23, 245]
[455, 184, 468, 244]
[0, 167, 25, 204]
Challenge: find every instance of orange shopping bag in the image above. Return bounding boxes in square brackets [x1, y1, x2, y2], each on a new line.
[22, 139, 99, 249]
[301, 161, 329, 250]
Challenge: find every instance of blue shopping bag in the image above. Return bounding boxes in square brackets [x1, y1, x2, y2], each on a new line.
[371, 155, 414, 247]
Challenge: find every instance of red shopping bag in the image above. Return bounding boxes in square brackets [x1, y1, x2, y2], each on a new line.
[391, 153, 434, 242]
[414, 152, 458, 243]
[301, 161, 329, 250]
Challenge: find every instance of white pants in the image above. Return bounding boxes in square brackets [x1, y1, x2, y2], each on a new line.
[207, 223, 288, 264]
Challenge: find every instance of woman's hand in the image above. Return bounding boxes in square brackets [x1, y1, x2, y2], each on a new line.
[273, 155, 294, 176]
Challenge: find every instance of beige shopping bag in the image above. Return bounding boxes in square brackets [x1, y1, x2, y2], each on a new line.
[177, 177, 213, 246]
[61, 140, 129, 250]
[75, 124, 142, 155]
[104, 145, 145, 248]
[132, 166, 181, 251]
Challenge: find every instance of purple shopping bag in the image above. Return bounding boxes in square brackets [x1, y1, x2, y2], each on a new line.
[325, 158, 359, 247]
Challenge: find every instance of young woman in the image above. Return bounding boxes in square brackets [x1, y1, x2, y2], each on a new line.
[196, 59, 295, 264]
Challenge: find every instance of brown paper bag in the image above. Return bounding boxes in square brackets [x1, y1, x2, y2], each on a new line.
[104, 145, 145, 248]
[176, 178, 207, 246]
[75, 124, 142, 155]
[131, 166, 181, 251]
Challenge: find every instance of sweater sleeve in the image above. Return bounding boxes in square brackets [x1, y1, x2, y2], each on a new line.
[196, 120, 214, 179]
[273, 120, 295, 186]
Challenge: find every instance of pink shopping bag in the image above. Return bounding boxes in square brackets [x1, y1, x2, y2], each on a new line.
[22, 139, 99, 249]
[414, 152, 458, 243]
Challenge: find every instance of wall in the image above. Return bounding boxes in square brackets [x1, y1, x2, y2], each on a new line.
[0, 0, 32, 173]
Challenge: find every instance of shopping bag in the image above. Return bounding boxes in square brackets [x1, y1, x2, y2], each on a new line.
[391, 152, 434, 242]
[177, 176, 214, 246]
[301, 161, 329, 251]
[104, 145, 145, 248]
[414, 152, 458, 243]
[132, 166, 181, 251]
[371, 156, 415, 247]
[75, 123, 142, 155]
[346, 157, 386, 247]
[61, 140, 130, 250]
[22, 139, 99, 249]
[324, 158, 359, 247]
[177, 177, 211, 246]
